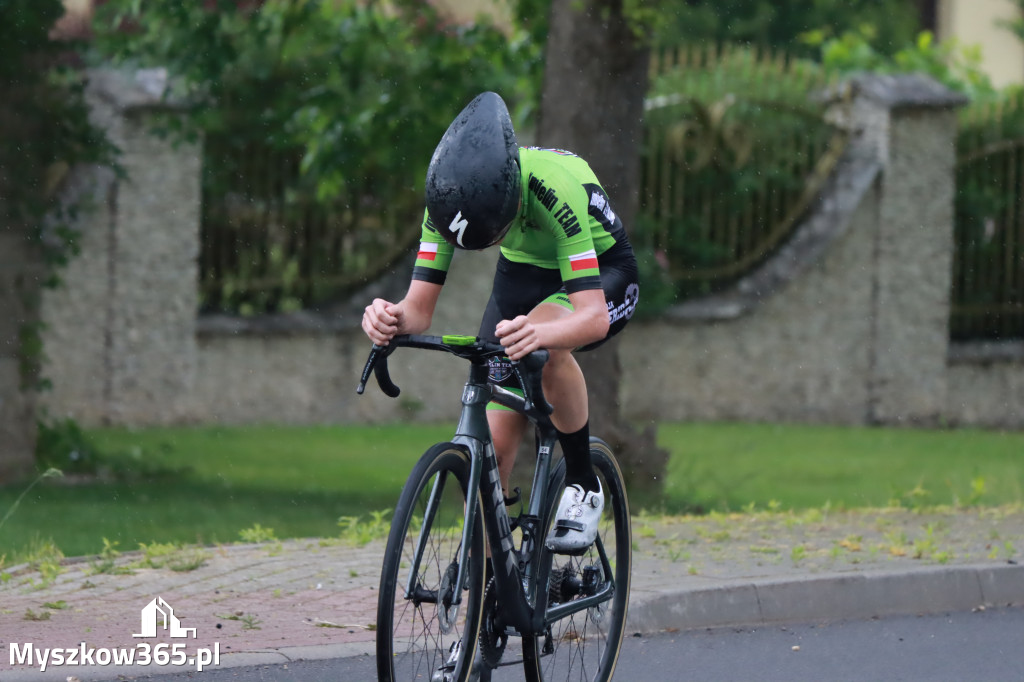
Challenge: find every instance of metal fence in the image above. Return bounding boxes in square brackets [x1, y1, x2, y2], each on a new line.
[199, 137, 420, 315]
[638, 45, 848, 300]
[953, 93, 1024, 341]
[198, 45, 1023, 339]
[199, 44, 852, 316]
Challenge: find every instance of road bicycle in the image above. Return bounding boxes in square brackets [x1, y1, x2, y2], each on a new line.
[357, 334, 631, 682]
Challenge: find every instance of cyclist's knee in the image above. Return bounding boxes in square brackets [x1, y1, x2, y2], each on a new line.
[545, 347, 575, 367]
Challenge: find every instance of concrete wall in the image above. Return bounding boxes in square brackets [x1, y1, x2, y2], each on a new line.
[33, 71, 1024, 431]
[40, 69, 200, 426]
[189, 247, 499, 425]
[621, 183, 880, 425]
[947, 343, 1024, 428]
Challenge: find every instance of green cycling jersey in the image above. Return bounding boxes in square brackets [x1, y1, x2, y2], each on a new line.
[412, 146, 628, 294]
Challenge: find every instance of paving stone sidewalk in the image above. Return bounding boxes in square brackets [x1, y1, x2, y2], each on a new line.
[2, 507, 1023, 681]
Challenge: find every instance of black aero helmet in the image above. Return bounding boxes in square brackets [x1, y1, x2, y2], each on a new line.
[425, 92, 521, 250]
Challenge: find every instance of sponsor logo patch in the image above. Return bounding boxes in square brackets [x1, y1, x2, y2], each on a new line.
[448, 211, 469, 247]
[487, 356, 515, 384]
[608, 282, 639, 324]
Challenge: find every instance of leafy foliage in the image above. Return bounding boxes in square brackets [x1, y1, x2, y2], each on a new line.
[0, 0, 117, 263]
[639, 0, 919, 53]
[92, 0, 541, 313]
[803, 26, 999, 104]
[636, 16, 1024, 315]
[35, 417, 101, 475]
[35, 417, 189, 480]
[998, 0, 1024, 43]
[0, 0, 117, 393]
[638, 46, 840, 306]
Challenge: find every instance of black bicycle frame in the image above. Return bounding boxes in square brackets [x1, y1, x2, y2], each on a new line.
[360, 335, 616, 636]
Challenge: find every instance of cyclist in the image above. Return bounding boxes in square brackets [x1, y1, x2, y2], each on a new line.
[362, 91, 639, 553]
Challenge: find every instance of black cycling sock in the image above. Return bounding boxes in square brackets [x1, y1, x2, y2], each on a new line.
[558, 421, 599, 493]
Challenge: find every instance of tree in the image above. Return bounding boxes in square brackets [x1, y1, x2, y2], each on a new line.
[536, 0, 669, 493]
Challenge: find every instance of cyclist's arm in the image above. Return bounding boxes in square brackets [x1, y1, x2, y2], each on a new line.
[496, 288, 609, 360]
[362, 280, 442, 345]
[397, 279, 442, 334]
[363, 210, 451, 345]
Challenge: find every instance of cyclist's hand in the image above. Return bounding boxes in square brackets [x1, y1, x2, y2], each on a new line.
[363, 298, 404, 345]
[496, 315, 540, 361]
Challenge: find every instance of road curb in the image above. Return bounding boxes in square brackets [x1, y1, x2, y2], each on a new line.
[626, 562, 1024, 633]
[3, 561, 1021, 681]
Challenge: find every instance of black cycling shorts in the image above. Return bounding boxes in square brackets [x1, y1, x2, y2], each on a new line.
[478, 239, 640, 391]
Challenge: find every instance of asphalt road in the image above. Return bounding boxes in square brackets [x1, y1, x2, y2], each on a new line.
[123, 606, 1024, 682]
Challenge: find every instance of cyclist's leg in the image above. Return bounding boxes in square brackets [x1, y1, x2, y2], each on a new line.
[540, 245, 639, 552]
[479, 247, 640, 497]
[525, 299, 589, 436]
[532, 239, 640, 438]
[486, 409, 526, 495]
[484, 302, 589, 496]
[524, 297, 604, 553]
[478, 257, 563, 495]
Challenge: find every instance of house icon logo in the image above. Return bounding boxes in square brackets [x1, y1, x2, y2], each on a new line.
[134, 596, 197, 639]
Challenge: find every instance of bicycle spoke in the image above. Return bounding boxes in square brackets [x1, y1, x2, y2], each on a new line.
[377, 444, 484, 682]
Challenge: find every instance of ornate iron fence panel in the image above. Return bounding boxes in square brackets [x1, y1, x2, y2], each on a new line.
[953, 93, 1024, 341]
[200, 136, 420, 315]
[639, 44, 849, 302]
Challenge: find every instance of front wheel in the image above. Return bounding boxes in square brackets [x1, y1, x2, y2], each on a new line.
[522, 438, 632, 682]
[376, 442, 486, 682]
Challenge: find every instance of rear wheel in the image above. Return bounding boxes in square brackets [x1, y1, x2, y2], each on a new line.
[522, 438, 631, 682]
[376, 443, 486, 682]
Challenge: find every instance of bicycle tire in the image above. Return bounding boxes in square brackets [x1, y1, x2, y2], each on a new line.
[522, 438, 632, 682]
[377, 442, 486, 682]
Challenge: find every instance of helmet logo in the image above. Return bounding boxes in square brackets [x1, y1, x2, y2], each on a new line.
[448, 210, 469, 247]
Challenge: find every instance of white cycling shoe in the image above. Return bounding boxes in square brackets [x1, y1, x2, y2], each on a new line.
[545, 481, 604, 554]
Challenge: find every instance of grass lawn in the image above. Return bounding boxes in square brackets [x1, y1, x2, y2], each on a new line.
[658, 422, 1024, 513]
[1, 421, 1022, 560]
[0, 424, 452, 559]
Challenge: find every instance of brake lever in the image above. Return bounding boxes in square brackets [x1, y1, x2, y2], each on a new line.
[356, 344, 401, 398]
